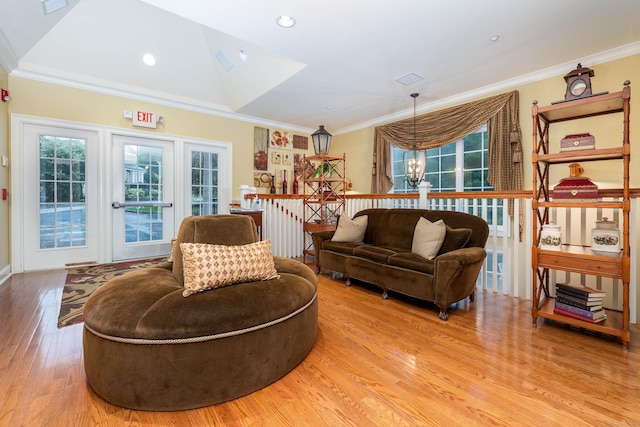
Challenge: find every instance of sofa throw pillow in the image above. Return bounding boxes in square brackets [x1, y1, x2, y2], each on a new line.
[438, 226, 473, 255]
[180, 240, 279, 297]
[411, 217, 446, 260]
[331, 215, 368, 243]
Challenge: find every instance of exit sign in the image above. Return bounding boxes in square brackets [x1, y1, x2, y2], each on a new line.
[133, 110, 157, 128]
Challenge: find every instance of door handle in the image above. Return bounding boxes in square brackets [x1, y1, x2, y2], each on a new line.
[112, 201, 173, 209]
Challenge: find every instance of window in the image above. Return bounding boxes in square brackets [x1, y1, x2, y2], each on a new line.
[391, 125, 503, 227]
[391, 125, 492, 193]
[191, 151, 219, 216]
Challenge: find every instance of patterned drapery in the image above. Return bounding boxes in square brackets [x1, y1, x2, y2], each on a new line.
[372, 90, 523, 194]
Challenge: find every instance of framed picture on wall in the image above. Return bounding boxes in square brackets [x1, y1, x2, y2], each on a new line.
[254, 127, 269, 171]
[254, 172, 272, 188]
[270, 130, 292, 150]
[293, 135, 308, 150]
[283, 152, 292, 165]
[271, 150, 282, 165]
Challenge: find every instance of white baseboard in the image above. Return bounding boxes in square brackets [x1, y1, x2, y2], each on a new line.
[0, 264, 11, 286]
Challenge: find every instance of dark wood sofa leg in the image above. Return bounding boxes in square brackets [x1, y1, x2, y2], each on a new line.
[315, 265, 321, 274]
[469, 290, 475, 302]
[345, 277, 351, 286]
[381, 289, 389, 300]
[437, 304, 449, 321]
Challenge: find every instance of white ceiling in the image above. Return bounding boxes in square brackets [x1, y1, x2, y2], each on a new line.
[1, 0, 640, 134]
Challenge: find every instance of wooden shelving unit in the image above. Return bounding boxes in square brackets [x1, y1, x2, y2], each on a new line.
[302, 154, 346, 258]
[531, 82, 631, 349]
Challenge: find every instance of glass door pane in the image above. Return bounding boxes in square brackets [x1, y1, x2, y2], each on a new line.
[39, 136, 87, 249]
[124, 144, 165, 243]
[190, 150, 219, 216]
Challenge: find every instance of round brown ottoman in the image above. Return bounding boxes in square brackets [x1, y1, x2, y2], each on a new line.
[82, 258, 318, 411]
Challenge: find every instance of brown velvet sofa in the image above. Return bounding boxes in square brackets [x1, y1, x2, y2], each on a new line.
[312, 208, 489, 320]
[83, 215, 318, 411]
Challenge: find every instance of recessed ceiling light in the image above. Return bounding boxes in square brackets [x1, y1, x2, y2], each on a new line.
[489, 35, 500, 42]
[238, 49, 248, 62]
[276, 16, 296, 28]
[143, 53, 156, 66]
[41, 0, 69, 15]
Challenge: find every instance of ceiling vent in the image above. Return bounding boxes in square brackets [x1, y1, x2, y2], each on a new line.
[215, 50, 234, 72]
[41, 0, 69, 15]
[395, 73, 423, 86]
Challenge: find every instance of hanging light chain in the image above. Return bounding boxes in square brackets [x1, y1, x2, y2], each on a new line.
[403, 92, 424, 190]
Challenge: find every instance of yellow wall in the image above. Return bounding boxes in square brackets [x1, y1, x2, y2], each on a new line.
[0, 66, 8, 269]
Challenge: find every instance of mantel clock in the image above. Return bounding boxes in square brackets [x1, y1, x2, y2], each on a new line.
[564, 63, 594, 101]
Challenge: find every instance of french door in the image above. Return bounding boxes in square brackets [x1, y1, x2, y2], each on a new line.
[185, 142, 229, 217]
[21, 124, 99, 271]
[111, 134, 174, 260]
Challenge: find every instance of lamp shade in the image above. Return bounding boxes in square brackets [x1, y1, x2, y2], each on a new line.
[311, 125, 332, 154]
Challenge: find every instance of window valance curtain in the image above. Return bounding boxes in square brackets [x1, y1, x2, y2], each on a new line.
[372, 90, 523, 194]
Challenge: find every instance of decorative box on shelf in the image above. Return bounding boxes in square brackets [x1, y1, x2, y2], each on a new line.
[552, 163, 598, 202]
[560, 133, 595, 152]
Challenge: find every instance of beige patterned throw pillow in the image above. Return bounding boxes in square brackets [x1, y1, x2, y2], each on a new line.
[180, 240, 280, 297]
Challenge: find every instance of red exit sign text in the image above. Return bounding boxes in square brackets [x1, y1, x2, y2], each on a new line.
[133, 110, 157, 128]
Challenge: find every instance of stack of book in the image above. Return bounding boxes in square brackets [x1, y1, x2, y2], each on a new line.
[554, 283, 607, 323]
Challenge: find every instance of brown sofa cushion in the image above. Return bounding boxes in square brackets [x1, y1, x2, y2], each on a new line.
[353, 245, 401, 264]
[388, 253, 435, 274]
[354, 209, 388, 245]
[438, 226, 473, 255]
[375, 210, 423, 250]
[322, 240, 362, 255]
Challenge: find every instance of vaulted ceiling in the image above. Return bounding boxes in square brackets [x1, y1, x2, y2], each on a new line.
[1, 0, 640, 134]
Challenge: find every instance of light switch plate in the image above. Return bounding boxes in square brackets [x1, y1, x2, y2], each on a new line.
[1, 155, 8, 167]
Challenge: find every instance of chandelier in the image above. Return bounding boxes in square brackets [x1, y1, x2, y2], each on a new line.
[403, 93, 425, 190]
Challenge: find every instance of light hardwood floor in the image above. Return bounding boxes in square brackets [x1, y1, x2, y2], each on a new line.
[1, 267, 639, 427]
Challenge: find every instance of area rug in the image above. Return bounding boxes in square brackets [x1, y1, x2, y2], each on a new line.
[57, 258, 165, 328]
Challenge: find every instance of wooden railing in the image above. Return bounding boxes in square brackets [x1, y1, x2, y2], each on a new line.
[245, 190, 637, 322]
